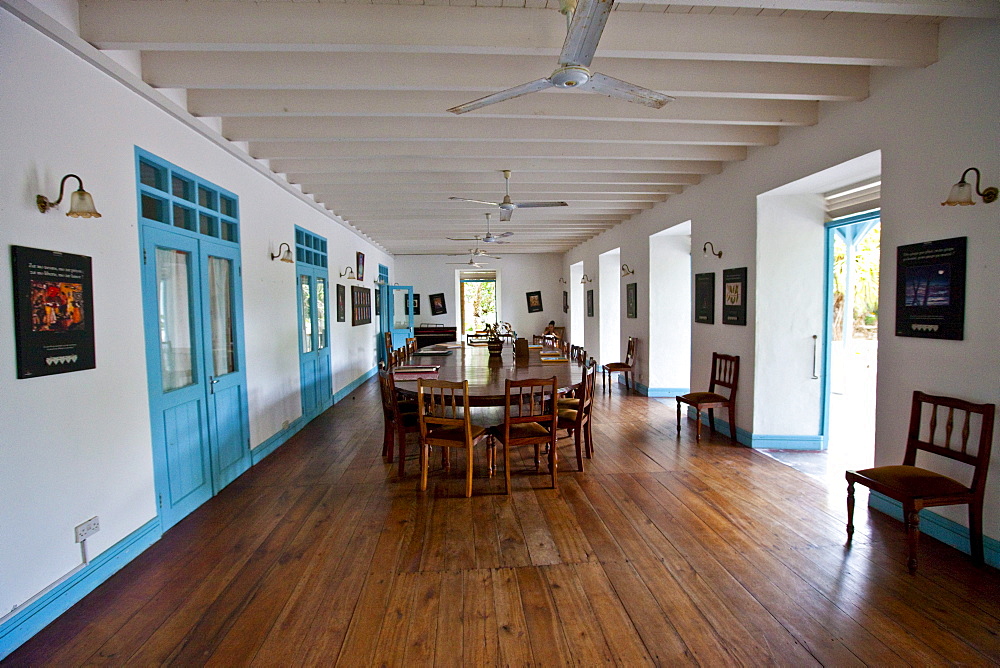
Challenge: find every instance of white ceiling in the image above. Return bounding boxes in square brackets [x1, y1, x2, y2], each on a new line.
[74, 0, 998, 255]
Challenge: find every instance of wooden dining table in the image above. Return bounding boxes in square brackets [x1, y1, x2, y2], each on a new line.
[393, 343, 584, 407]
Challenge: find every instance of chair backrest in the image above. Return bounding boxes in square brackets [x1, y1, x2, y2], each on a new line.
[623, 336, 637, 366]
[904, 391, 995, 496]
[417, 379, 473, 440]
[575, 347, 587, 364]
[579, 359, 597, 413]
[503, 377, 558, 428]
[378, 365, 401, 420]
[406, 337, 418, 355]
[707, 352, 740, 400]
[383, 331, 393, 360]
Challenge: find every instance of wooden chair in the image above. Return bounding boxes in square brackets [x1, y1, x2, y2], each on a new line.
[675, 353, 739, 442]
[847, 391, 995, 574]
[406, 337, 418, 356]
[575, 347, 587, 364]
[602, 336, 637, 393]
[417, 379, 491, 497]
[557, 359, 597, 472]
[378, 365, 420, 476]
[492, 377, 559, 492]
[383, 331, 394, 366]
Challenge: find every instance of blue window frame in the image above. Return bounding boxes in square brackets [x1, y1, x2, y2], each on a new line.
[136, 148, 240, 244]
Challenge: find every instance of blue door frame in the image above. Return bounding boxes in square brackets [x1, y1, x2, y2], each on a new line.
[295, 227, 332, 419]
[820, 209, 881, 447]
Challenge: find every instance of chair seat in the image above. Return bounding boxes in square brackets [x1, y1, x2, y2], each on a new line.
[427, 423, 487, 443]
[849, 465, 969, 498]
[557, 397, 580, 408]
[398, 399, 418, 413]
[399, 412, 420, 428]
[557, 409, 579, 422]
[678, 391, 729, 405]
[496, 422, 551, 440]
[603, 362, 631, 372]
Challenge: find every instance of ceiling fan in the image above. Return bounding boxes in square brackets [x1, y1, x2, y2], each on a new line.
[447, 212, 517, 244]
[449, 173, 567, 223]
[446, 0, 673, 115]
[446, 244, 503, 260]
[447, 256, 490, 268]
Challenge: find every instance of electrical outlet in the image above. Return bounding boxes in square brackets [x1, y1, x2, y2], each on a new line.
[74, 516, 100, 543]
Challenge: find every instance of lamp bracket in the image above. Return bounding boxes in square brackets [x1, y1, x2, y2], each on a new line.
[37, 173, 84, 213]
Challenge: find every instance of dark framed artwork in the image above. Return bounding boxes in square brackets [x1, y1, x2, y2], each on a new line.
[722, 267, 747, 326]
[694, 272, 715, 324]
[412, 293, 421, 316]
[356, 251, 365, 282]
[896, 236, 966, 340]
[11, 245, 96, 378]
[429, 292, 447, 316]
[586, 289, 594, 317]
[562, 290, 568, 314]
[526, 290, 543, 313]
[375, 288, 380, 316]
[626, 282, 637, 319]
[336, 283, 346, 322]
[351, 285, 372, 325]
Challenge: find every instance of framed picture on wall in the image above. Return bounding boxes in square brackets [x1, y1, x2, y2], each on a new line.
[722, 267, 747, 326]
[694, 272, 715, 324]
[356, 251, 365, 282]
[626, 282, 637, 319]
[412, 293, 421, 316]
[351, 285, 372, 325]
[336, 283, 346, 322]
[526, 290, 543, 313]
[375, 288, 380, 316]
[11, 245, 96, 378]
[587, 289, 594, 317]
[895, 236, 966, 340]
[429, 292, 446, 316]
[562, 290, 568, 314]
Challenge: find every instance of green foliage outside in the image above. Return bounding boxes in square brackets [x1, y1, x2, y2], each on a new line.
[463, 280, 497, 333]
[832, 223, 880, 341]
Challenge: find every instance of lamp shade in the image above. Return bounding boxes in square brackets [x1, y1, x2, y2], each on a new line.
[942, 181, 974, 206]
[67, 188, 102, 217]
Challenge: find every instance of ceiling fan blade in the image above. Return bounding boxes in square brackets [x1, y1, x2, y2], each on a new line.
[447, 236, 482, 241]
[447, 78, 554, 115]
[512, 201, 569, 209]
[585, 72, 673, 109]
[559, 0, 614, 68]
[449, 197, 501, 206]
[496, 231, 514, 238]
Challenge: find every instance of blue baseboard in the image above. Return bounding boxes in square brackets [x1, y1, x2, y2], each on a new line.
[635, 382, 689, 398]
[868, 492, 1000, 569]
[333, 366, 377, 404]
[0, 519, 161, 661]
[750, 433, 826, 450]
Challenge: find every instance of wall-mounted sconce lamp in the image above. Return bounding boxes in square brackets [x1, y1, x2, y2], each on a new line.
[621, 263, 635, 276]
[270, 242, 294, 263]
[339, 266, 357, 279]
[942, 167, 997, 205]
[558, 277, 567, 284]
[581, 274, 593, 284]
[702, 241, 723, 259]
[36, 174, 102, 218]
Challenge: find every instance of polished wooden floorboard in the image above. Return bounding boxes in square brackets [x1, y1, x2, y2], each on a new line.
[7, 381, 1000, 666]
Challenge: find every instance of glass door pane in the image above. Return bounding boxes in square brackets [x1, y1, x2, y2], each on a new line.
[155, 248, 195, 391]
[316, 278, 327, 349]
[208, 256, 236, 376]
[300, 275, 313, 353]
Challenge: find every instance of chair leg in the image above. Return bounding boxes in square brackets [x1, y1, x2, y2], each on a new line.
[905, 504, 920, 574]
[575, 425, 584, 472]
[503, 440, 511, 495]
[676, 399, 682, 435]
[585, 419, 593, 459]
[708, 408, 716, 436]
[695, 410, 702, 441]
[419, 440, 429, 491]
[534, 445, 541, 471]
[846, 480, 855, 543]
[969, 503, 985, 566]
[466, 446, 473, 498]
[549, 438, 558, 489]
[383, 419, 394, 461]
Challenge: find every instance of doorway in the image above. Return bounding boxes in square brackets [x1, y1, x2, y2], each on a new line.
[825, 211, 880, 468]
[295, 227, 332, 420]
[137, 150, 251, 531]
[460, 274, 497, 335]
[598, 248, 620, 367]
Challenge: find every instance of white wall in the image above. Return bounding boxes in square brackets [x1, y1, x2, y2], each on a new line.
[393, 253, 563, 338]
[564, 19, 1000, 539]
[0, 9, 390, 617]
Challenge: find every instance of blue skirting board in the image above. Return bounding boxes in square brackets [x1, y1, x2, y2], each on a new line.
[1, 366, 379, 660]
[868, 492, 999, 569]
[0, 519, 161, 660]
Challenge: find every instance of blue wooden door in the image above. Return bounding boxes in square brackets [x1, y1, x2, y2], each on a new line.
[297, 267, 332, 418]
[141, 227, 250, 529]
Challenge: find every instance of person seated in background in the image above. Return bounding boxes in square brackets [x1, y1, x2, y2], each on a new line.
[543, 320, 560, 343]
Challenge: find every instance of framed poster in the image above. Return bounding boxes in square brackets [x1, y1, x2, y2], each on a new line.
[336, 283, 346, 322]
[11, 246, 96, 378]
[351, 285, 372, 325]
[694, 272, 715, 324]
[356, 251, 365, 282]
[562, 290, 568, 314]
[412, 293, 421, 316]
[375, 288, 380, 316]
[722, 267, 747, 326]
[429, 292, 447, 316]
[526, 290, 543, 313]
[586, 289, 594, 317]
[896, 236, 966, 340]
[626, 282, 637, 319]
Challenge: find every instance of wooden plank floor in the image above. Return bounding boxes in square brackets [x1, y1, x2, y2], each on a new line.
[7, 380, 1000, 666]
